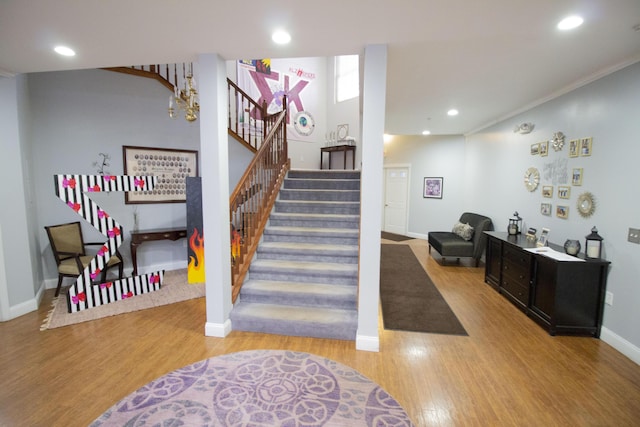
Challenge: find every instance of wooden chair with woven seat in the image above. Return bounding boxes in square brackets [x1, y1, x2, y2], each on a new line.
[45, 221, 124, 296]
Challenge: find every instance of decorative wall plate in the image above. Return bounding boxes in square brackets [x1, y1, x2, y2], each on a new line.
[577, 192, 596, 218]
[524, 167, 540, 192]
[293, 111, 316, 136]
[551, 131, 565, 151]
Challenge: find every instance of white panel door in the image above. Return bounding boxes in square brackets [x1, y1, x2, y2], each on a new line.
[383, 167, 409, 234]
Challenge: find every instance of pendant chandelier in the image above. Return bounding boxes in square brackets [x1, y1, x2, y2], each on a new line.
[168, 63, 199, 122]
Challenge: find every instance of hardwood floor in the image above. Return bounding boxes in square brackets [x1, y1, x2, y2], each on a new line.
[1, 238, 639, 426]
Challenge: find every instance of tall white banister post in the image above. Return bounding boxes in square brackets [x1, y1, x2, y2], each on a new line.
[356, 44, 387, 352]
[199, 54, 233, 337]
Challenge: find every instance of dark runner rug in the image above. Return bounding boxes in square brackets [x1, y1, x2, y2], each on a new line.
[90, 350, 415, 426]
[381, 231, 414, 242]
[380, 244, 468, 335]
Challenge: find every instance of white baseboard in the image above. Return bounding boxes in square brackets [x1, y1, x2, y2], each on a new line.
[600, 326, 640, 365]
[356, 333, 380, 352]
[407, 231, 428, 240]
[205, 319, 232, 337]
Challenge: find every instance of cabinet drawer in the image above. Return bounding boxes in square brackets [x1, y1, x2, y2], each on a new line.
[503, 244, 531, 267]
[502, 258, 529, 287]
[501, 277, 530, 306]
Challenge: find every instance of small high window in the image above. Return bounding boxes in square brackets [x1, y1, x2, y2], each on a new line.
[335, 55, 359, 102]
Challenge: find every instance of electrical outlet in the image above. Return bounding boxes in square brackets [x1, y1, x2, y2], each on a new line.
[605, 291, 614, 306]
[628, 228, 640, 244]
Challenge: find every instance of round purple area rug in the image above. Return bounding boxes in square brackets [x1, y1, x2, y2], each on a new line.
[90, 350, 414, 426]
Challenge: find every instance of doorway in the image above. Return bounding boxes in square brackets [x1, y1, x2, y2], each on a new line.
[383, 165, 410, 235]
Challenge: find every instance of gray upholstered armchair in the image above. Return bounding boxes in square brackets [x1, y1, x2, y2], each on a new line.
[427, 212, 493, 267]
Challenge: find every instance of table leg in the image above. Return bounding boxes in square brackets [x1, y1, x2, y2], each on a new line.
[130, 241, 139, 276]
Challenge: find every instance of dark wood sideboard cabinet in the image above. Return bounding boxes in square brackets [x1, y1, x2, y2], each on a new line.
[484, 231, 610, 337]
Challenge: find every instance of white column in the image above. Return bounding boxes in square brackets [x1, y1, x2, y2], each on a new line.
[356, 44, 387, 352]
[198, 54, 233, 337]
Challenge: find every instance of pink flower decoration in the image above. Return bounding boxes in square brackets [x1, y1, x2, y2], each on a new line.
[71, 292, 86, 304]
[107, 227, 121, 238]
[63, 178, 76, 189]
[97, 210, 109, 219]
[100, 282, 113, 289]
[67, 201, 81, 212]
[134, 178, 145, 188]
[90, 268, 102, 280]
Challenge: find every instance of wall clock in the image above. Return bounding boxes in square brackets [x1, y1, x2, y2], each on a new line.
[293, 111, 315, 136]
[524, 167, 540, 192]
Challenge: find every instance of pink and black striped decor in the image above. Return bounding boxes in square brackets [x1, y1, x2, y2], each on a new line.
[54, 174, 163, 313]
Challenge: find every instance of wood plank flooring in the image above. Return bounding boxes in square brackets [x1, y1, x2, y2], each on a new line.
[1, 238, 639, 426]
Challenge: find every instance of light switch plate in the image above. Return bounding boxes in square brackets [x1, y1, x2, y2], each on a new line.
[628, 228, 640, 244]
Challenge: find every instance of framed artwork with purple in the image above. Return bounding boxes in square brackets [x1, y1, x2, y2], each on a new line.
[423, 177, 443, 199]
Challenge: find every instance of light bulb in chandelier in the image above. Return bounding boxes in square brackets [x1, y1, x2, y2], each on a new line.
[167, 70, 199, 122]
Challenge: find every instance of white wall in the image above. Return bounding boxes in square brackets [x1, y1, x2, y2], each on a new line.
[383, 135, 466, 236]
[384, 61, 640, 362]
[0, 74, 39, 317]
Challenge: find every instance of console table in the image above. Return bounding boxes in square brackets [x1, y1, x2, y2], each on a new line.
[130, 228, 187, 275]
[484, 231, 610, 337]
[320, 144, 356, 170]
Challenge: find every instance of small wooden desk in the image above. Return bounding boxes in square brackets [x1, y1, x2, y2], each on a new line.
[130, 228, 187, 275]
[320, 144, 356, 170]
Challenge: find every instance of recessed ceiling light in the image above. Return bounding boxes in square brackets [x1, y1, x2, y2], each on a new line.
[272, 30, 291, 45]
[54, 46, 76, 56]
[447, 109, 459, 116]
[383, 134, 393, 143]
[557, 16, 583, 30]
[422, 130, 431, 135]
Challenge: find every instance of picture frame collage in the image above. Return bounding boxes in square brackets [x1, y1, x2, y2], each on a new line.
[531, 135, 593, 220]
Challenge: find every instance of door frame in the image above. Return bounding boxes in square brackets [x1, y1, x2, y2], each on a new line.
[382, 163, 411, 235]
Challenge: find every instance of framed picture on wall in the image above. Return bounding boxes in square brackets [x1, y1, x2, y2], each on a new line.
[423, 177, 443, 199]
[123, 145, 199, 204]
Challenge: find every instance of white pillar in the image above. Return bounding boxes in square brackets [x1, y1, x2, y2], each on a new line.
[198, 54, 233, 337]
[356, 44, 387, 352]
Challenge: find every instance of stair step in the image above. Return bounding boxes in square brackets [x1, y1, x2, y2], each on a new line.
[283, 178, 361, 190]
[269, 212, 360, 229]
[257, 241, 358, 263]
[279, 188, 360, 202]
[263, 226, 359, 245]
[240, 280, 357, 309]
[287, 170, 361, 180]
[249, 259, 358, 285]
[275, 200, 360, 215]
[230, 302, 358, 340]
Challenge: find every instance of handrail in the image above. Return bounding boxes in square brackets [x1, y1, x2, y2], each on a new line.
[227, 79, 271, 152]
[229, 96, 289, 303]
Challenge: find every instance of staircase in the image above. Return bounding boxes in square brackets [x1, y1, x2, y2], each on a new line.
[230, 169, 361, 340]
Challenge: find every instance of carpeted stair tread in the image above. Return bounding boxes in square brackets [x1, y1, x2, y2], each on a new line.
[279, 188, 360, 202]
[258, 241, 359, 254]
[240, 280, 357, 309]
[283, 178, 361, 190]
[250, 259, 358, 276]
[230, 302, 358, 340]
[269, 212, 360, 221]
[264, 226, 360, 235]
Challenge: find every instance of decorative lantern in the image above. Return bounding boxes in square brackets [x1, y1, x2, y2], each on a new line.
[585, 226, 603, 259]
[508, 212, 522, 235]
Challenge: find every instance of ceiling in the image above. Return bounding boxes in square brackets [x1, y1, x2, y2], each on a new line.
[1, 0, 639, 135]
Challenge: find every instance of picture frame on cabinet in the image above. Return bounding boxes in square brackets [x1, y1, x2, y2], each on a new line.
[537, 227, 550, 247]
[569, 139, 580, 157]
[542, 186, 553, 198]
[558, 186, 571, 199]
[572, 168, 583, 186]
[556, 205, 569, 219]
[541, 203, 552, 216]
[580, 137, 593, 156]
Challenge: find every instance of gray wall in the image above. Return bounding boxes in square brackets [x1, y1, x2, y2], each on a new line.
[383, 61, 640, 363]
